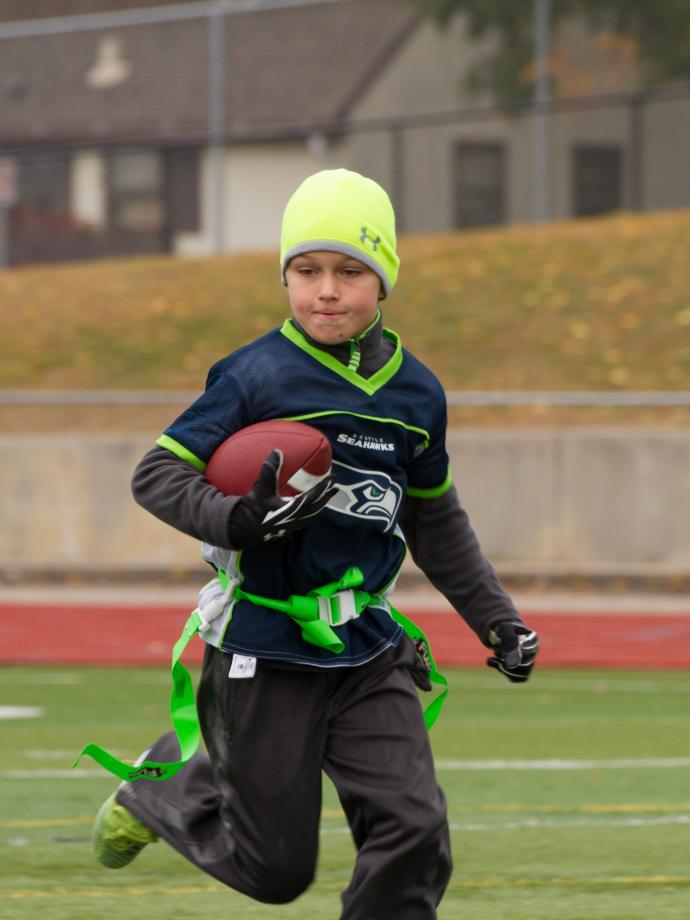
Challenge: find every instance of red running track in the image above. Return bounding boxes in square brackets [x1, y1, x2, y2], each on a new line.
[2, 601, 690, 668]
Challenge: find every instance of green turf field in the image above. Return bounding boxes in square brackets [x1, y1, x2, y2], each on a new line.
[2, 666, 690, 920]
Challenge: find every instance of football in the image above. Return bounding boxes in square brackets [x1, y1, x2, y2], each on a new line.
[205, 420, 332, 497]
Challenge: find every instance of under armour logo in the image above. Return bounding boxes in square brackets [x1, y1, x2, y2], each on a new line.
[360, 227, 381, 251]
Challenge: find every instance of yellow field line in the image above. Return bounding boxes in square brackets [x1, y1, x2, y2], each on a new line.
[7, 884, 225, 900]
[7, 876, 690, 900]
[1, 816, 93, 828]
[448, 875, 690, 891]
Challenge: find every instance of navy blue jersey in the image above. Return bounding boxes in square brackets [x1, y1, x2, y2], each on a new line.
[158, 320, 452, 667]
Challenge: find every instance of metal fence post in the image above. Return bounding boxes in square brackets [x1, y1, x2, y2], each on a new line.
[533, 0, 551, 222]
[0, 207, 8, 269]
[390, 124, 406, 234]
[629, 92, 645, 212]
[0, 155, 18, 269]
[208, 4, 227, 254]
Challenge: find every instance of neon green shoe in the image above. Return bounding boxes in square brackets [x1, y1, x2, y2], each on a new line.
[93, 793, 158, 869]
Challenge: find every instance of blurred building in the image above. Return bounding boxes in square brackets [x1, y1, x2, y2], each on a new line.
[1, 0, 689, 265]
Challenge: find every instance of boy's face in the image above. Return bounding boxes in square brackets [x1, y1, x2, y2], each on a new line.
[285, 251, 382, 345]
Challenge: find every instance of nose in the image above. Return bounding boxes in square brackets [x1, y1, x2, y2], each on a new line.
[318, 271, 339, 301]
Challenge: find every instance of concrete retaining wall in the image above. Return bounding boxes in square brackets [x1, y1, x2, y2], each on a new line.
[1, 428, 688, 578]
[445, 428, 690, 575]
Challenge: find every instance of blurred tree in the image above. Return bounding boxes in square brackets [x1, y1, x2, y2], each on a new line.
[407, 0, 690, 105]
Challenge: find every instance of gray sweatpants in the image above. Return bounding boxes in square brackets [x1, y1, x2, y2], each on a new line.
[117, 638, 452, 919]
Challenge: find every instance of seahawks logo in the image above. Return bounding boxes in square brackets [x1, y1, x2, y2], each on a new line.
[127, 765, 165, 780]
[329, 461, 403, 532]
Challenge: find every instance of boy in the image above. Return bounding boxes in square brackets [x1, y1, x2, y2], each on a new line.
[93, 169, 538, 919]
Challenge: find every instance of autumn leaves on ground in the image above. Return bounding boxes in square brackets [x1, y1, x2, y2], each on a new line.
[1, 209, 688, 429]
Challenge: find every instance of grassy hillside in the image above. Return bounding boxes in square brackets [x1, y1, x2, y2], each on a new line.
[1, 209, 689, 396]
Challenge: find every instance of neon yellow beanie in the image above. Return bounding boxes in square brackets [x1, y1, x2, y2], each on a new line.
[280, 169, 399, 298]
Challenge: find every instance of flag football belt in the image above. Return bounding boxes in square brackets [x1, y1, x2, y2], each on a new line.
[74, 566, 448, 783]
[212, 564, 378, 655]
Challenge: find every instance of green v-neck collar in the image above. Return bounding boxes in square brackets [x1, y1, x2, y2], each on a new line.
[280, 319, 403, 396]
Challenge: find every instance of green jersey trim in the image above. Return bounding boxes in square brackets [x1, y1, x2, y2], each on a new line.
[280, 319, 403, 395]
[279, 409, 430, 447]
[407, 468, 453, 499]
[156, 434, 207, 472]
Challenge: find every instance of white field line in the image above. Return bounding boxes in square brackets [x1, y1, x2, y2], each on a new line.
[5, 814, 689, 840]
[450, 676, 690, 693]
[321, 814, 690, 835]
[3, 673, 689, 693]
[435, 757, 690, 770]
[2, 669, 688, 691]
[0, 706, 43, 719]
[4, 801, 689, 829]
[2, 769, 110, 778]
[446, 815, 690, 832]
[5, 756, 690, 779]
[24, 750, 76, 759]
[4, 812, 689, 838]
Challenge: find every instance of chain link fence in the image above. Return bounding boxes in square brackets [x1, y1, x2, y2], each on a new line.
[1, 1, 690, 266]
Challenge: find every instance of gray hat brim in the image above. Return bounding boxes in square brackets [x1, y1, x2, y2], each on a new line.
[281, 241, 392, 298]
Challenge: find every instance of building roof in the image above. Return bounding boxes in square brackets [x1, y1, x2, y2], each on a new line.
[0, 0, 198, 21]
[0, 0, 419, 146]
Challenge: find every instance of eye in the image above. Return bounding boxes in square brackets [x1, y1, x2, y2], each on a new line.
[364, 485, 383, 499]
[342, 267, 362, 278]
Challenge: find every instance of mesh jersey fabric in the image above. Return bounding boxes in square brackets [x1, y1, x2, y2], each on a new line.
[159, 321, 451, 666]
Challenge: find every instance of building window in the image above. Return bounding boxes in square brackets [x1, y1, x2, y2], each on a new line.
[573, 146, 622, 217]
[108, 149, 163, 234]
[13, 151, 71, 234]
[454, 142, 506, 228]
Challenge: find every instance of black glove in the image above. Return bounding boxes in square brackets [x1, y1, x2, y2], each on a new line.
[486, 620, 539, 683]
[227, 449, 337, 549]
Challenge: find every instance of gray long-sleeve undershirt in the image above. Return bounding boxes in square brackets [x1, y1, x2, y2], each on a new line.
[400, 487, 519, 643]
